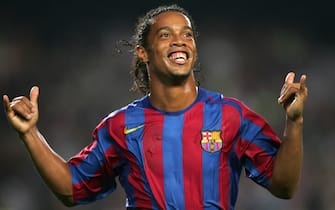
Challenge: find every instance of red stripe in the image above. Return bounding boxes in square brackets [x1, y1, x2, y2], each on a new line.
[70, 120, 108, 166]
[227, 97, 280, 141]
[104, 143, 124, 177]
[72, 169, 105, 202]
[108, 112, 127, 150]
[260, 123, 281, 145]
[182, 103, 204, 209]
[242, 139, 275, 179]
[142, 109, 166, 209]
[127, 153, 153, 208]
[71, 144, 120, 201]
[220, 104, 242, 209]
[218, 152, 230, 210]
[223, 99, 279, 180]
[69, 141, 98, 166]
[109, 111, 153, 209]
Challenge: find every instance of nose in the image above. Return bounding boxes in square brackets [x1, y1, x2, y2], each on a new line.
[170, 35, 186, 47]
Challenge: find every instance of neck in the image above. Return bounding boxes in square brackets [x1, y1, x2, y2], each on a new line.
[149, 77, 198, 112]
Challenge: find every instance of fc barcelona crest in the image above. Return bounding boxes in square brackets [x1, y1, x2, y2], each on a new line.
[201, 131, 223, 152]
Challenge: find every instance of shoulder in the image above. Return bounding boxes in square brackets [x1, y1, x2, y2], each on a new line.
[96, 96, 150, 128]
[92, 96, 150, 141]
[198, 87, 248, 111]
[198, 87, 265, 124]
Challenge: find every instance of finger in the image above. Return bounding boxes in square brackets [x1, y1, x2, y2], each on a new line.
[30, 86, 39, 107]
[12, 96, 33, 109]
[299, 74, 307, 90]
[3, 95, 12, 113]
[285, 72, 295, 84]
[278, 72, 297, 103]
[278, 86, 299, 105]
[10, 99, 34, 120]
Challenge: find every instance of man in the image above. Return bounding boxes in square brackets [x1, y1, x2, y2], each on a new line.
[3, 4, 308, 210]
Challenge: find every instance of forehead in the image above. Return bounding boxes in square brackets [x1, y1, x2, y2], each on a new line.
[150, 11, 192, 29]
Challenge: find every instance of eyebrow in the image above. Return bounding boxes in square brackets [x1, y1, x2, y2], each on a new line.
[155, 25, 193, 34]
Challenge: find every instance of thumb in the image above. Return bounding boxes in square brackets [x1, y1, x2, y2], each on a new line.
[30, 86, 39, 105]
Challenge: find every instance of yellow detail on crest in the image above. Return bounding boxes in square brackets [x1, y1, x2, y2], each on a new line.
[201, 130, 223, 152]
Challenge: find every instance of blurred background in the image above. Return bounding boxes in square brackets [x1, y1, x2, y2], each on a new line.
[0, 0, 334, 209]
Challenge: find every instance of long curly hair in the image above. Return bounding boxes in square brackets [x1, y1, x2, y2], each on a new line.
[129, 4, 200, 95]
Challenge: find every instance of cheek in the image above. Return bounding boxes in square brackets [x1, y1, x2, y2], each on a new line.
[149, 45, 167, 60]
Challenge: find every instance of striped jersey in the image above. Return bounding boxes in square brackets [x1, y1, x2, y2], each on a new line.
[68, 87, 281, 210]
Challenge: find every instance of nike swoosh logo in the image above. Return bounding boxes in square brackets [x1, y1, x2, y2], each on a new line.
[124, 125, 144, 134]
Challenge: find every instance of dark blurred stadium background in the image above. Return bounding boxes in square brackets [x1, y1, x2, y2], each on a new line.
[1, 1, 334, 209]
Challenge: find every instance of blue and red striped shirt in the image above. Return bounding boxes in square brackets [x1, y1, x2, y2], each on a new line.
[68, 87, 281, 209]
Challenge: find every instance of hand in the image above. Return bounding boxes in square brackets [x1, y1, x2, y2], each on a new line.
[278, 72, 308, 122]
[3, 86, 40, 134]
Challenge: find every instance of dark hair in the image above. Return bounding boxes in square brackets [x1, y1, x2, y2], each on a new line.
[130, 4, 199, 95]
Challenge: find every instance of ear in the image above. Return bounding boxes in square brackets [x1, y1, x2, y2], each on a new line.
[136, 45, 149, 63]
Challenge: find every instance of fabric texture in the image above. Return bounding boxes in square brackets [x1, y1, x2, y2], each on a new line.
[68, 87, 281, 210]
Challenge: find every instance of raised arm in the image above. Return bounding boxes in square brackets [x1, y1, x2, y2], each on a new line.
[3, 86, 74, 206]
[268, 72, 308, 199]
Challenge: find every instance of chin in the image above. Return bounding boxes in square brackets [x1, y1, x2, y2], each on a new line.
[169, 68, 193, 81]
[170, 63, 193, 74]
[169, 69, 192, 77]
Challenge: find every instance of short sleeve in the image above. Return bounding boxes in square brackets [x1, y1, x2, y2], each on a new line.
[68, 118, 123, 204]
[238, 103, 281, 188]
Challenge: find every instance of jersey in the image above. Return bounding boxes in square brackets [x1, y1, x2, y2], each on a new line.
[68, 87, 281, 210]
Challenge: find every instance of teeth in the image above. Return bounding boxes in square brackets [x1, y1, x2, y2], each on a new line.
[170, 52, 187, 60]
[169, 52, 187, 64]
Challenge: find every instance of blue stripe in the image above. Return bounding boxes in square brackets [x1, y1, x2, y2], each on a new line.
[124, 107, 158, 208]
[71, 125, 113, 184]
[228, 139, 243, 209]
[221, 101, 244, 208]
[119, 162, 135, 206]
[241, 118, 278, 156]
[252, 133, 279, 156]
[162, 115, 185, 210]
[202, 102, 221, 208]
[240, 118, 262, 142]
[70, 123, 117, 204]
[125, 108, 145, 167]
[244, 158, 270, 188]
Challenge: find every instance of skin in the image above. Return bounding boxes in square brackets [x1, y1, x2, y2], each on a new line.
[3, 11, 308, 206]
[270, 72, 308, 198]
[3, 87, 74, 206]
[136, 11, 198, 112]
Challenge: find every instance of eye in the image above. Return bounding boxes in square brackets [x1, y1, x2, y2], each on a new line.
[159, 32, 170, 38]
[184, 31, 194, 38]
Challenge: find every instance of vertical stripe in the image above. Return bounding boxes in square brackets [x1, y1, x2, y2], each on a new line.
[182, 103, 204, 209]
[221, 105, 243, 209]
[142, 109, 165, 209]
[125, 108, 156, 209]
[70, 120, 117, 204]
[108, 111, 139, 208]
[162, 114, 185, 209]
[227, 149, 241, 209]
[202, 102, 222, 209]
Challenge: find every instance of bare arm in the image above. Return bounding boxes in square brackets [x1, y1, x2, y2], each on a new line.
[268, 72, 308, 199]
[3, 87, 74, 206]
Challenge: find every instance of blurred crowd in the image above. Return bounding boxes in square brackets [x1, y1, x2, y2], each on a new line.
[1, 1, 334, 210]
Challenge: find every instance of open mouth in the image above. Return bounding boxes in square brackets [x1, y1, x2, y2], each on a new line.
[168, 51, 188, 65]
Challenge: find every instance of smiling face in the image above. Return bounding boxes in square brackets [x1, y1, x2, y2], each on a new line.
[136, 11, 197, 86]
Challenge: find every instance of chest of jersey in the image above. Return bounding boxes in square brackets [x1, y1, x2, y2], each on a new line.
[120, 101, 241, 209]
